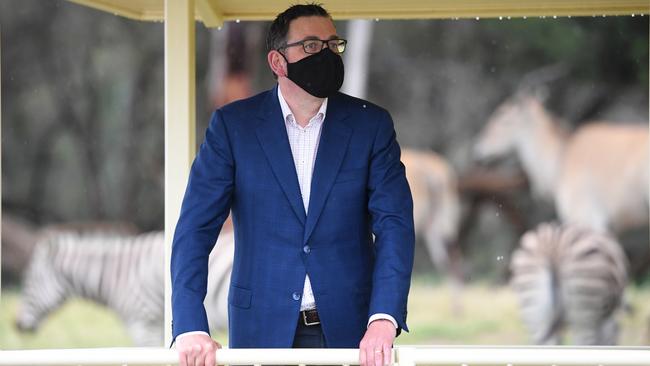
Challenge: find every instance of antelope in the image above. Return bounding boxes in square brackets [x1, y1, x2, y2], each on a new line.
[402, 149, 461, 272]
[402, 149, 463, 313]
[474, 93, 649, 234]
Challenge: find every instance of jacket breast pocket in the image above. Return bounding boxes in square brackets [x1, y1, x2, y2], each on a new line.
[335, 168, 367, 184]
[228, 285, 252, 309]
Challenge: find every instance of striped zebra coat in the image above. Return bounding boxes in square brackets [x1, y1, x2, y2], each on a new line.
[509, 223, 628, 345]
[16, 227, 234, 346]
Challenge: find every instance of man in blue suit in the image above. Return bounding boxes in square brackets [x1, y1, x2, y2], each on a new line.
[172, 4, 415, 366]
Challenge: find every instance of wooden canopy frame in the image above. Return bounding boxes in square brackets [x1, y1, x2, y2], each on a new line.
[70, 0, 650, 27]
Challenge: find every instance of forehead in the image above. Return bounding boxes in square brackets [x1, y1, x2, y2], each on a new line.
[287, 16, 337, 42]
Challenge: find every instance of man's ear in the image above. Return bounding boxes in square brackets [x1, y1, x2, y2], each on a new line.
[267, 50, 287, 78]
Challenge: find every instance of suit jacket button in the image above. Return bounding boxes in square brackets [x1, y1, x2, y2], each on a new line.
[292, 292, 301, 301]
[303, 245, 311, 254]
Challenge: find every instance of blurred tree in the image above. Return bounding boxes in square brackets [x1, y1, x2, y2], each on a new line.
[2, 1, 172, 230]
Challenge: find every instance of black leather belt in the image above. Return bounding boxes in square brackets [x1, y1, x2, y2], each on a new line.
[300, 309, 321, 326]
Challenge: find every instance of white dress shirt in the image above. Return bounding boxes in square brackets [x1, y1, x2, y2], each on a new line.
[278, 87, 396, 328]
[278, 86, 325, 312]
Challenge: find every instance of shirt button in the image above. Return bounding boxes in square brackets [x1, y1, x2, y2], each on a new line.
[292, 292, 301, 301]
[303, 245, 311, 254]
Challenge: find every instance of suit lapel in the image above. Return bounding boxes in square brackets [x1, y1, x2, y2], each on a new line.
[255, 87, 306, 225]
[304, 94, 352, 243]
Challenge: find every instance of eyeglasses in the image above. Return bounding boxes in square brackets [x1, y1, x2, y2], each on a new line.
[278, 38, 347, 54]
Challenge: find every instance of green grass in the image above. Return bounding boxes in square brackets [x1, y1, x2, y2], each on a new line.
[2, 283, 649, 349]
[398, 282, 650, 345]
[0, 292, 131, 349]
[397, 282, 527, 345]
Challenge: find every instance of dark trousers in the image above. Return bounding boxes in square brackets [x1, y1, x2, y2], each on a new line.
[292, 318, 327, 348]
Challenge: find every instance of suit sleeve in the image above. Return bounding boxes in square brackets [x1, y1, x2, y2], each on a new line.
[171, 109, 234, 341]
[367, 109, 415, 332]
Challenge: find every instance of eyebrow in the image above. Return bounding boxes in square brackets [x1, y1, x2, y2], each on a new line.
[299, 35, 339, 41]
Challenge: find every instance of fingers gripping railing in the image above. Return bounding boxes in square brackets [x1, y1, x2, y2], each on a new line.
[1, 346, 650, 366]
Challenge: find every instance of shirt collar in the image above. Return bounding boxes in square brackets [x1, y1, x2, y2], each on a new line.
[277, 85, 328, 127]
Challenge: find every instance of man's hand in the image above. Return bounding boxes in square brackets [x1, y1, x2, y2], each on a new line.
[359, 319, 396, 366]
[176, 333, 222, 366]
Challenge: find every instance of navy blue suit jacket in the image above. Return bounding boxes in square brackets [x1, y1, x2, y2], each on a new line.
[171, 86, 415, 348]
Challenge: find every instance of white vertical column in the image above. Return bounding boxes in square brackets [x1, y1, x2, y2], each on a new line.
[341, 19, 374, 99]
[164, 0, 196, 346]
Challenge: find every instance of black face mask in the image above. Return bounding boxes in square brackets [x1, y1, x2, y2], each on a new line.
[282, 48, 344, 98]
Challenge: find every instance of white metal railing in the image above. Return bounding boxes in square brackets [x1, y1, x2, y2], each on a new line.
[1, 346, 650, 366]
[398, 346, 650, 366]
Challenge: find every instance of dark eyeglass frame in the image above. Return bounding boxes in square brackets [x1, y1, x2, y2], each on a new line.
[277, 38, 348, 54]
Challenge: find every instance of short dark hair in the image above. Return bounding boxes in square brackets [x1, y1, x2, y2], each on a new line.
[266, 3, 332, 53]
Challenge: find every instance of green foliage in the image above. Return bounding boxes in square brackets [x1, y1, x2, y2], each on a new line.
[482, 17, 650, 85]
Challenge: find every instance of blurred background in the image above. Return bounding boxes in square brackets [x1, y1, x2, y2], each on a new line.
[1, 0, 648, 348]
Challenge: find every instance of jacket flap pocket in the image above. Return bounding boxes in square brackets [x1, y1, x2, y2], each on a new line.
[228, 285, 252, 309]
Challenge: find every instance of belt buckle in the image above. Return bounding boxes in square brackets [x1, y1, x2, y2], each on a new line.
[303, 310, 320, 326]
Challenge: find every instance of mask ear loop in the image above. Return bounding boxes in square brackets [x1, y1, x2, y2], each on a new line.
[276, 48, 289, 61]
[275, 49, 290, 77]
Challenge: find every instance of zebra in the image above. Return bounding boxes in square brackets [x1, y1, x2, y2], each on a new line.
[509, 222, 628, 345]
[15, 227, 234, 346]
